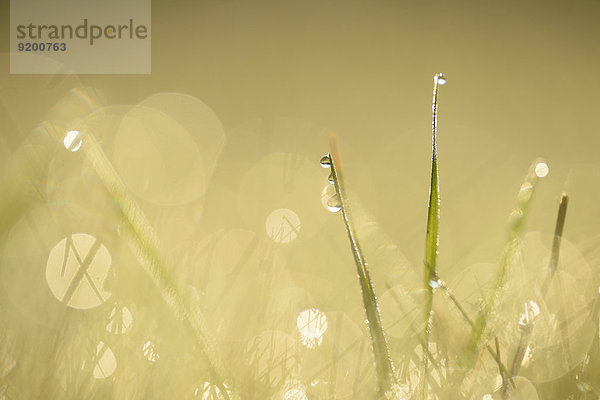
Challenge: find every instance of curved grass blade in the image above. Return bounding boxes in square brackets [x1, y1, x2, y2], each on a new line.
[326, 134, 396, 396]
[461, 159, 548, 369]
[77, 129, 236, 400]
[421, 72, 445, 399]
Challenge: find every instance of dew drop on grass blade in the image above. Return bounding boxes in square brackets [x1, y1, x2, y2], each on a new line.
[421, 72, 445, 400]
[322, 134, 396, 396]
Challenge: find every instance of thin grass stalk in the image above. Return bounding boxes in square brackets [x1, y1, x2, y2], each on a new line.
[327, 134, 395, 396]
[509, 193, 569, 376]
[542, 192, 569, 295]
[438, 280, 516, 389]
[494, 336, 509, 396]
[421, 72, 445, 399]
[78, 129, 235, 400]
[462, 159, 546, 368]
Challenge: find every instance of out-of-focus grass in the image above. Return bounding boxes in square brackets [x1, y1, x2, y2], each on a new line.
[461, 158, 544, 370]
[1, 74, 598, 400]
[77, 129, 235, 400]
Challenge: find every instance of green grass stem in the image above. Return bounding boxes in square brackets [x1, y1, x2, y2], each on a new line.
[326, 134, 396, 397]
[421, 72, 445, 400]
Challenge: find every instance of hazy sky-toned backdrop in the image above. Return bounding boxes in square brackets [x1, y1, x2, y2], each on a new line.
[2, 0, 599, 254]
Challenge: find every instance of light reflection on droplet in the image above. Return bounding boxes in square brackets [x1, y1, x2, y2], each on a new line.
[518, 300, 541, 326]
[283, 388, 308, 400]
[106, 305, 133, 334]
[508, 209, 524, 225]
[92, 342, 117, 379]
[482, 394, 493, 400]
[575, 378, 593, 393]
[265, 208, 301, 243]
[63, 130, 82, 152]
[297, 308, 328, 348]
[518, 182, 533, 202]
[194, 381, 230, 400]
[328, 172, 335, 184]
[327, 194, 342, 213]
[319, 154, 331, 168]
[521, 344, 534, 367]
[435, 73, 447, 85]
[142, 340, 159, 362]
[46, 233, 112, 310]
[534, 162, 549, 178]
[428, 279, 441, 289]
[493, 373, 503, 391]
[320, 184, 336, 211]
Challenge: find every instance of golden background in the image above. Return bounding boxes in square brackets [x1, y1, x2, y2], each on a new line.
[0, 0, 599, 399]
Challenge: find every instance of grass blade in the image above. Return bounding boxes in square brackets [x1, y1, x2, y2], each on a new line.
[421, 72, 445, 399]
[544, 192, 569, 292]
[77, 129, 236, 400]
[325, 133, 396, 396]
[461, 159, 547, 368]
[509, 192, 569, 375]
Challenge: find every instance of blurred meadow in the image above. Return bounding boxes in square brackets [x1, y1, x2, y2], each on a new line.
[0, 0, 599, 399]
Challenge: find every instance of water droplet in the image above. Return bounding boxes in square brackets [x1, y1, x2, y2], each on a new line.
[518, 182, 533, 202]
[326, 194, 342, 213]
[142, 340, 160, 362]
[428, 279, 441, 289]
[493, 374, 503, 391]
[327, 172, 335, 184]
[521, 344, 534, 367]
[534, 162, 549, 178]
[435, 73, 447, 86]
[321, 184, 336, 210]
[283, 388, 308, 400]
[576, 380, 592, 392]
[320, 154, 331, 168]
[63, 130, 82, 152]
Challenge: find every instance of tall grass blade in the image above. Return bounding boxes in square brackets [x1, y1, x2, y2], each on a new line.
[326, 134, 395, 397]
[462, 159, 547, 368]
[78, 129, 236, 400]
[421, 72, 445, 399]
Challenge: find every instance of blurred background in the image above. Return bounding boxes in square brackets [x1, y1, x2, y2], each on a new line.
[0, 0, 599, 399]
